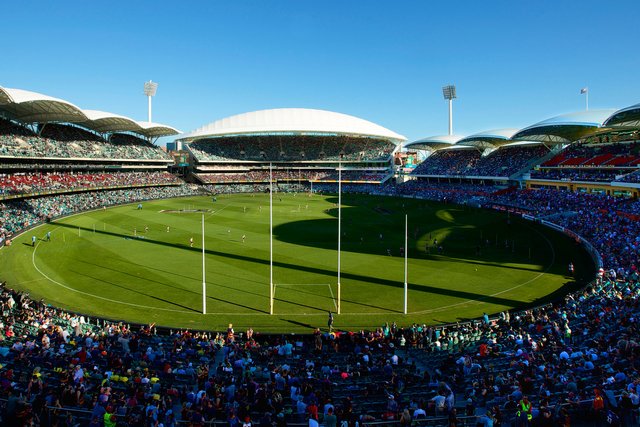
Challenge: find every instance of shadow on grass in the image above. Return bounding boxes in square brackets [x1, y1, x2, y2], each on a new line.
[53, 222, 530, 310]
[69, 270, 201, 313]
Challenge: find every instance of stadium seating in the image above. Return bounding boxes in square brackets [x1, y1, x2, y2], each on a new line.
[412, 145, 548, 178]
[0, 119, 171, 161]
[541, 142, 640, 168]
[530, 168, 621, 182]
[411, 149, 481, 176]
[467, 145, 548, 177]
[0, 171, 181, 197]
[195, 170, 390, 184]
[188, 136, 395, 163]
[0, 186, 198, 242]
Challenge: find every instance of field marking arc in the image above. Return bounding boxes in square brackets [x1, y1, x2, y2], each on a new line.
[31, 228, 195, 314]
[408, 223, 557, 315]
[26, 200, 559, 318]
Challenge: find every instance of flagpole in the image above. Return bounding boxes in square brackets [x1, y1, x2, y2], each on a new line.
[202, 212, 206, 315]
[270, 163, 274, 315]
[337, 158, 342, 315]
[404, 214, 408, 315]
[586, 90, 589, 111]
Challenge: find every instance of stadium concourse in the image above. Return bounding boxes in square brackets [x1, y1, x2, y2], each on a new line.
[2, 87, 640, 426]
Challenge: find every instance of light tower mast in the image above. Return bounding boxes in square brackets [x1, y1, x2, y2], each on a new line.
[442, 84, 457, 135]
[143, 80, 158, 123]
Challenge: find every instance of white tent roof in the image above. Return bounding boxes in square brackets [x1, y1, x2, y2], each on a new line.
[603, 103, 640, 128]
[512, 110, 616, 144]
[456, 128, 519, 149]
[136, 121, 181, 138]
[0, 87, 87, 123]
[0, 86, 180, 138]
[179, 108, 406, 143]
[404, 134, 465, 150]
[82, 110, 142, 133]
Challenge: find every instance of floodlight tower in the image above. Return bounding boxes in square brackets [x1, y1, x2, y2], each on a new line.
[442, 84, 457, 135]
[143, 80, 159, 123]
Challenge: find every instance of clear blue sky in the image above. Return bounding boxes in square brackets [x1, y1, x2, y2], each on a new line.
[3, 0, 640, 144]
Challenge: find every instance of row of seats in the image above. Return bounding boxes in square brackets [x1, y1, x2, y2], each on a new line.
[0, 119, 171, 161]
[188, 136, 395, 162]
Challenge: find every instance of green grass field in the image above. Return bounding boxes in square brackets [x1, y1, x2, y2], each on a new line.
[0, 193, 594, 332]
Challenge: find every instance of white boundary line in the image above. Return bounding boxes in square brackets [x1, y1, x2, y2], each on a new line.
[409, 223, 557, 315]
[327, 283, 338, 311]
[207, 203, 231, 218]
[20, 198, 560, 317]
[31, 227, 194, 314]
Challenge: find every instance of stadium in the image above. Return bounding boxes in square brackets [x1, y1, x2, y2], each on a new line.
[2, 2, 640, 423]
[1, 82, 640, 425]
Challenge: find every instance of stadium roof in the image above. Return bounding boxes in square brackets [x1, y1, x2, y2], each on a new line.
[511, 109, 616, 144]
[178, 108, 406, 143]
[403, 134, 464, 150]
[82, 110, 143, 133]
[456, 128, 519, 149]
[603, 103, 640, 129]
[0, 86, 180, 138]
[0, 87, 87, 123]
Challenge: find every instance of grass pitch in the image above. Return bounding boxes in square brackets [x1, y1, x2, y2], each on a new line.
[0, 193, 593, 332]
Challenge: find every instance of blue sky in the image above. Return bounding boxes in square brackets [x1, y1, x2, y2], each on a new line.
[3, 1, 640, 144]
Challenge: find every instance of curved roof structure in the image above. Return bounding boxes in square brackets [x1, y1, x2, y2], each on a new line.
[0, 87, 87, 123]
[135, 121, 181, 138]
[456, 128, 519, 150]
[403, 134, 464, 150]
[0, 86, 12, 105]
[82, 110, 142, 133]
[603, 104, 640, 129]
[179, 108, 406, 143]
[512, 110, 616, 144]
[0, 86, 180, 138]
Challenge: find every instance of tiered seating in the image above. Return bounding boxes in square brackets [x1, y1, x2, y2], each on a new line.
[0, 185, 198, 241]
[530, 168, 620, 182]
[411, 149, 481, 176]
[465, 145, 548, 177]
[615, 170, 640, 183]
[188, 136, 395, 162]
[584, 153, 614, 166]
[196, 170, 390, 184]
[604, 155, 637, 166]
[542, 142, 640, 168]
[0, 171, 181, 196]
[0, 120, 171, 161]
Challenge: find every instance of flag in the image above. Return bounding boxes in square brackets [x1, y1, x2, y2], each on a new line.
[580, 87, 588, 94]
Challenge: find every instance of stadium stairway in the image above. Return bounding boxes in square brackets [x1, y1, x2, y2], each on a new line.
[508, 146, 561, 180]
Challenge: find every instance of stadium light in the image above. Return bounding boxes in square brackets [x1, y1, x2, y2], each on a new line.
[442, 84, 457, 135]
[143, 80, 159, 123]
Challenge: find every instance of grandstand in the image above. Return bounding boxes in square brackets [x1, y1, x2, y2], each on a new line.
[0, 86, 190, 244]
[179, 108, 405, 187]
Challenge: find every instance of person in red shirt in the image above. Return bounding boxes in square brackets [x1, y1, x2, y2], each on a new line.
[479, 342, 488, 357]
[307, 400, 318, 421]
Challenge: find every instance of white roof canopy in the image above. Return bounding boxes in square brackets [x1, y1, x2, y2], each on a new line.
[404, 134, 464, 150]
[456, 128, 520, 150]
[179, 108, 406, 143]
[603, 103, 640, 129]
[0, 86, 180, 138]
[512, 110, 616, 144]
